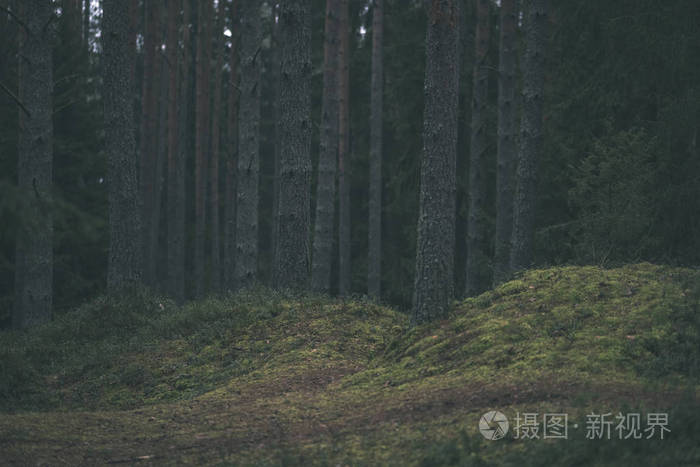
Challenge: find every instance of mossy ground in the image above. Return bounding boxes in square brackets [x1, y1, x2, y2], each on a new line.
[1, 264, 699, 465]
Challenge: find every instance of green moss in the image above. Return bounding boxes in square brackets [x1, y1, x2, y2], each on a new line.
[1, 264, 699, 464]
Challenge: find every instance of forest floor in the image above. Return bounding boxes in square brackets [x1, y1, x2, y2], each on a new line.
[1, 263, 699, 465]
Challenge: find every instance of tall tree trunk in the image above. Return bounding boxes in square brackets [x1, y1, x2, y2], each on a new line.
[139, 0, 162, 287]
[103, 0, 141, 293]
[337, 0, 351, 296]
[311, 0, 340, 293]
[224, 0, 239, 291]
[493, 0, 517, 285]
[510, 0, 547, 272]
[153, 20, 168, 290]
[166, 0, 185, 302]
[273, 0, 312, 290]
[234, 0, 261, 290]
[194, 0, 213, 296]
[367, 0, 383, 299]
[14, 0, 54, 329]
[270, 7, 281, 280]
[465, 0, 491, 297]
[83, 0, 89, 49]
[412, 0, 460, 324]
[209, 0, 225, 293]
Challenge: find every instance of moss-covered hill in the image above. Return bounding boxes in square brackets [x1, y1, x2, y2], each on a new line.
[1, 264, 699, 466]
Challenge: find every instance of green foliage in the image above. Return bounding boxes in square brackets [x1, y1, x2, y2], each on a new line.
[569, 127, 657, 264]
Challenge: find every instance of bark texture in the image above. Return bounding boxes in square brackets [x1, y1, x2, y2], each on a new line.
[337, 0, 351, 296]
[234, 0, 261, 290]
[194, 0, 213, 296]
[14, 0, 54, 328]
[209, 0, 225, 293]
[139, 0, 161, 287]
[510, 0, 547, 272]
[412, 0, 460, 324]
[103, 0, 141, 292]
[311, 0, 340, 293]
[368, 0, 383, 299]
[166, 0, 185, 303]
[224, 0, 239, 291]
[493, 0, 517, 285]
[273, 0, 312, 290]
[465, 0, 491, 297]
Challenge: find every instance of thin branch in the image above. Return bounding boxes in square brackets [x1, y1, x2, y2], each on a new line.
[0, 80, 30, 117]
[0, 3, 30, 33]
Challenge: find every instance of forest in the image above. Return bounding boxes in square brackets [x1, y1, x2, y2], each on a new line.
[1, 0, 700, 465]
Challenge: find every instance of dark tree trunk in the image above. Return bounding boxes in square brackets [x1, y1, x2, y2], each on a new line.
[337, 0, 351, 296]
[493, 0, 517, 285]
[367, 0, 383, 299]
[510, 0, 547, 273]
[194, 0, 213, 296]
[139, 0, 161, 287]
[14, 0, 54, 329]
[167, 0, 185, 303]
[271, 7, 281, 277]
[273, 0, 312, 290]
[234, 0, 261, 290]
[412, 0, 460, 324]
[153, 22, 168, 290]
[224, 0, 239, 291]
[103, 0, 141, 293]
[465, 0, 491, 297]
[209, 0, 225, 293]
[311, 0, 340, 293]
[83, 0, 89, 49]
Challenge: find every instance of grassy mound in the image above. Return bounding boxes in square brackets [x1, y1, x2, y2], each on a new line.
[1, 264, 699, 465]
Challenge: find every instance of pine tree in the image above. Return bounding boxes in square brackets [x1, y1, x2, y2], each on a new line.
[367, 0, 383, 299]
[139, 0, 162, 287]
[234, 0, 262, 290]
[224, 0, 239, 291]
[493, 0, 517, 285]
[337, 0, 351, 296]
[465, 0, 491, 297]
[14, 0, 54, 328]
[311, 0, 340, 293]
[194, 0, 213, 296]
[103, 0, 141, 292]
[273, 0, 312, 289]
[510, 0, 547, 273]
[412, 0, 460, 324]
[209, 0, 226, 293]
[166, 0, 185, 302]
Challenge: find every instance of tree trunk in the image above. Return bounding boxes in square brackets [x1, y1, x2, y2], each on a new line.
[273, 0, 312, 290]
[224, 0, 239, 291]
[337, 0, 351, 296]
[367, 0, 383, 299]
[493, 0, 517, 285]
[14, 0, 54, 329]
[209, 0, 225, 293]
[270, 6, 281, 277]
[412, 0, 460, 324]
[153, 20, 168, 290]
[103, 0, 141, 293]
[83, 0, 89, 49]
[510, 0, 547, 272]
[234, 0, 261, 290]
[194, 0, 213, 296]
[465, 0, 491, 297]
[139, 0, 161, 287]
[311, 0, 340, 293]
[166, 0, 185, 303]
